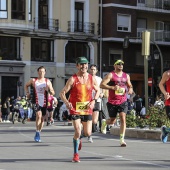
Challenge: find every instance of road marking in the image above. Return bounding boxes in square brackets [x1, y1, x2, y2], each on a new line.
[10, 125, 170, 168]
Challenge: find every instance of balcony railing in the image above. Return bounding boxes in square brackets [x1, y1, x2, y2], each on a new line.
[137, 28, 170, 42]
[34, 17, 59, 31]
[0, 54, 22, 61]
[137, 0, 170, 10]
[68, 21, 95, 34]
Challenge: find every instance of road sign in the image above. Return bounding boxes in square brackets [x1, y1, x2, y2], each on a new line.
[148, 77, 152, 87]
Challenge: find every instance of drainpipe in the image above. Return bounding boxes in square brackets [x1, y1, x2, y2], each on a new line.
[99, 0, 103, 77]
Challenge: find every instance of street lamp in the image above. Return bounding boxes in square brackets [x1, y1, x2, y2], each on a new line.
[123, 36, 163, 75]
[123, 31, 164, 111]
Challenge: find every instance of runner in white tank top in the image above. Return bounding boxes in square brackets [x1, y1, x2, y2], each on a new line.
[25, 66, 55, 142]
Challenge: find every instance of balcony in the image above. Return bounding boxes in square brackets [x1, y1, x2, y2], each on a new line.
[34, 17, 59, 31]
[0, 18, 59, 32]
[68, 21, 95, 34]
[137, 0, 170, 10]
[137, 28, 170, 42]
[0, 54, 22, 61]
[0, 19, 33, 30]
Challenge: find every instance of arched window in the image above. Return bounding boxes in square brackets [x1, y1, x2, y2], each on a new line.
[65, 41, 90, 63]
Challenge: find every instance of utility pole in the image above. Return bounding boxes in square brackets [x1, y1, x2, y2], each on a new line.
[142, 31, 150, 111]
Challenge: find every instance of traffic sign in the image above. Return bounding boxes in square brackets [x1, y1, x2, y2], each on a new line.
[148, 77, 152, 87]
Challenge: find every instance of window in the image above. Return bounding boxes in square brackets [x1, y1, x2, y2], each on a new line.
[65, 41, 90, 63]
[11, 0, 25, 20]
[0, 36, 20, 60]
[136, 51, 144, 66]
[31, 38, 54, 62]
[138, 0, 145, 4]
[75, 2, 84, 32]
[137, 18, 147, 37]
[29, 0, 32, 21]
[117, 14, 131, 32]
[109, 50, 123, 66]
[0, 0, 7, 18]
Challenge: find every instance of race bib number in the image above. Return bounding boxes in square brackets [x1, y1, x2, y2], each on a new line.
[115, 87, 125, 95]
[76, 101, 89, 115]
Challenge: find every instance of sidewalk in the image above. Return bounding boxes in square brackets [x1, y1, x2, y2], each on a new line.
[110, 126, 170, 141]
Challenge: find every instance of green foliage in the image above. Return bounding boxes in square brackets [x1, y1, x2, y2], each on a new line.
[126, 110, 137, 128]
[126, 106, 170, 129]
[146, 106, 170, 129]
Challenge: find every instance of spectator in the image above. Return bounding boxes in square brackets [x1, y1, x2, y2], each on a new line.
[3, 97, 11, 122]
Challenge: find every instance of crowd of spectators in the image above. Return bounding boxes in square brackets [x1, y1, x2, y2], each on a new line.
[0, 95, 69, 123]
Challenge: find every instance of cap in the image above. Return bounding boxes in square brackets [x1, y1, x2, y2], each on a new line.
[76, 57, 89, 64]
[114, 59, 124, 65]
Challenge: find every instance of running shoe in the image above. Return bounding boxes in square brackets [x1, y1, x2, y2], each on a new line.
[34, 132, 41, 142]
[87, 136, 93, 143]
[78, 139, 82, 150]
[46, 121, 51, 126]
[120, 141, 127, 147]
[160, 125, 168, 143]
[50, 118, 54, 124]
[72, 153, 80, 163]
[101, 119, 107, 134]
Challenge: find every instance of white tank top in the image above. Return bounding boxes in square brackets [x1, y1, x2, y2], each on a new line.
[35, 79, 47, 107]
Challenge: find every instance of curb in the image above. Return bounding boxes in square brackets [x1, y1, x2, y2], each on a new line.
[110, 127, 170, 141]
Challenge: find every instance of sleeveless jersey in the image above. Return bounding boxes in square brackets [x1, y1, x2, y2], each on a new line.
[47, 95, 54, 109]
[69, 74, 93, 115]
[108, 71, 128, 105]
[34, 78, 48, 107]
[165, 78, 170, 106]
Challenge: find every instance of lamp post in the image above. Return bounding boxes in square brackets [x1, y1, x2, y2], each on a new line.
[123, 33, 164, 111]
[150, 49, 159, 104]
[142, 31, 150, 111]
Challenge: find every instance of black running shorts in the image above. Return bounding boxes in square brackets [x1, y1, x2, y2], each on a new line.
[71, 115, 92, 122]
[107, 101, 128, 118]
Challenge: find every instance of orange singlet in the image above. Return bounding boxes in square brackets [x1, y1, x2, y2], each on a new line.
[69, 74, 93, 115]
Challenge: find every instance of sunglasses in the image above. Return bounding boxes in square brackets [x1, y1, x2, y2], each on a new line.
[116, 63, 124, 66]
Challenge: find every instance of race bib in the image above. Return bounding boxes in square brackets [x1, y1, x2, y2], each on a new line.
[76, 101, 90, 115]
[115, 87, 125, 95]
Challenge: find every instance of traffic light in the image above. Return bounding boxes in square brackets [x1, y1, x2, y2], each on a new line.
[123, 36, 129, 48]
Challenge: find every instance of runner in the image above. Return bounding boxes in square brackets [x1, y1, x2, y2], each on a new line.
[59, 57, 100, 162]
[159, 70, 170, 143]
[46, 93, 58, 126]
[25, 66, 55, 142]
[87, 64, 103, 143]
[100, 59, 133, 147]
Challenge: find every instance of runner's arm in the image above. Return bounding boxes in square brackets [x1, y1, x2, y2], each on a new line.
[25, 79, 33, 98]
[100, 73, 117, 90]
[126, 74, 133, 94]
[159, 71, 170, 100]
[47, 79, 55, 95]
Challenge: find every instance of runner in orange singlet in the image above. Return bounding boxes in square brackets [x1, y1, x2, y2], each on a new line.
[60, 57, 100, 163]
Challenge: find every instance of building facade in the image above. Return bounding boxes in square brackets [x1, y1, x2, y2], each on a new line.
[0, 0, 99, 103]
[100, 0, 170, 98]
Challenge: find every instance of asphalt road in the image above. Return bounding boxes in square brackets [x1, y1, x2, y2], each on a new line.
[0, 121, 170, 170]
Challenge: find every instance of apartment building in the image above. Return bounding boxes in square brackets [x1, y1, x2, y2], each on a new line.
[101, 0, 170, 97]
[0, 0, 99, 102]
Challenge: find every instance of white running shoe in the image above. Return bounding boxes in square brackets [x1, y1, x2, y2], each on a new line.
[87, 136, 93, 143]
